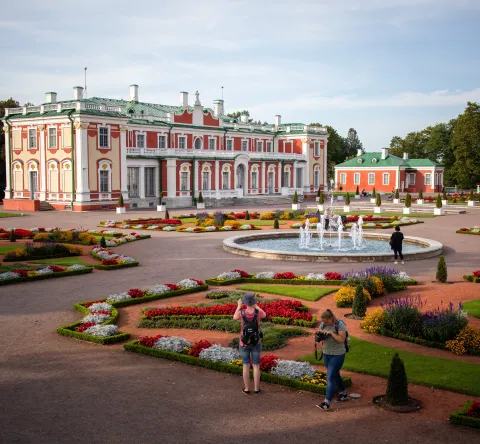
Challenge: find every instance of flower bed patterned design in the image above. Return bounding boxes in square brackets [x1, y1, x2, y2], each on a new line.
[456, 227, 480, 236]
[57, 279, 208, 344]
[91, 247, 139, 270]
[142, 298, 315, 327]
[450, 400, 480, 428]
[463, 270, 480, 283]
[291, 216, 423, 230]
[124, 337, 352, 395]
[3, 243, 83, 262]
[0, 264, 93, 286]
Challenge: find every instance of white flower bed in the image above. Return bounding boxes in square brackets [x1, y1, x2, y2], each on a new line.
[103, 220, 118, 228]
[83, 324, 119, 337]
[185, 227, 195, 232]
[106, 292, 132, 302]
[177, 278, 200, 288]
[0, 271, 20, 281]
[240, 225, 252, 230]
[305, 273, 326, 281]
[199, 345, 240, 363]
[255, 271, 275, 279]
[153, 336, 191, 353]
[221, 226, 233, 231]
[365, 223, 376, 227]
[395, 271, 413, 281]
[217, 271, 241, 280]
[270, 360, 315, 379]
[147, 226, 160, 230]
[205, 226, 217, 231]
[37, 267, 54, 275]
[88, 302, 113, 312]
[163, 226, 176, 231]
[66, 264, 88, 271]
[82, 313, 111, 324]
[149, 284, 173, 294]
[291, 223, 302, 228]
[105, 240, 118, 247]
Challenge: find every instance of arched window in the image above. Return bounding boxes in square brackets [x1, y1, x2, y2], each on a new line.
[223, 165, 232, 190]
[194, 137, 202, 150]
[98, 161, 112, 198]
[250, 164, 260, 190]
[201, 164, 211, 190]
[179, 163, 191, 191]
[313, 164, 320, 188]
[283, 165, 291, 187]
[27, 161, 39, 198]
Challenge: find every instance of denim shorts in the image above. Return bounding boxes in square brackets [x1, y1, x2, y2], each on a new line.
[239, 343, 262, 365]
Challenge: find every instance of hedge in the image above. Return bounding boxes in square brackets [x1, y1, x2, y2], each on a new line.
[450, 401, 480, 429]
[3, 253, 80, 263]
[93, 261, 139, 270]
[206, 278, 344, 286]
[0, 266, 93, 286]
[124, 341, 352, 395]
[463, 275, 480, 283]
[456, 230, 480, 236]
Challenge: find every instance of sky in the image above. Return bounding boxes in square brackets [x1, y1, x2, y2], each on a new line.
[1, 0, 479, 151]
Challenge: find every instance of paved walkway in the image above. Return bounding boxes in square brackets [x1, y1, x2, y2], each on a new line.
[1, 204, 479, 443]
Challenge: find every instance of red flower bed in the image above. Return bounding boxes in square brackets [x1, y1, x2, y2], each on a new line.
[48, 265, 65, 273]
[260, 354, 278, 373]
[324, 272, 343, 280]
[128, 288, 146, 298]
[274, 272, 296, 280]
[459, 228, 470, 232]
[139, 334, 165, 347]
[472, 270, 480, 278]
[90, 310, 111, 316]
[102, 259, 119, 265]
[346, 215, 393, 223]
[190, 278, 205, 286]
[232, 269, 249, 278]
[165, 284, 180, 291]
[132, 219, 181, 225]
[466, 400, 480, 418]
[75, 322, 96, 332]
[0, 228, 35, 239]
[188, 340, 212, 357]
[13, 269, 29, 278]
[83, 300, 104, 308]
[143, 299, 312, 323]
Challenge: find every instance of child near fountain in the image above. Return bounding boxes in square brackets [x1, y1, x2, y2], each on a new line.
[390, 226, 404, 264]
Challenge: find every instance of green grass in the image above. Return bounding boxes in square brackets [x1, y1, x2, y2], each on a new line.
[237, 284, 337, 302]
[0, 212, 22, 218]
[0, 263, 35, 272]
[336, 211, 436, 218]
[300, 336, 480, 396]
[180, 217, 196, 223]
[463, 299, 480, 319]
[0, 245, 22, 254]
[29, 257, 91, 266]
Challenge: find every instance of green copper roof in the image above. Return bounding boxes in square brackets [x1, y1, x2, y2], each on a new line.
[405, 159, 442, 167]
[335, 152, 442, 168]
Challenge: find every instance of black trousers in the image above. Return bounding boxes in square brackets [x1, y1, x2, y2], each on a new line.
[393, 248, 403, 260]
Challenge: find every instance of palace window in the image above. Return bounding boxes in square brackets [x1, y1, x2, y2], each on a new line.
[208, 137, 216, 150]
[354, 173, 360, 185]
[28, 129, 36, 149]
[99, 170, 110, 193]
[178, 136, 186, 149]
[194, 137, 202, 150]
[226, 139, 233, 151]
[202, 172, 210, 190]
[340, 173, 346, 185]
[383, 173, 390, 185]
[180, 172, 188, 190]
[252, 172, 258, 189]
[137, 134, 145, 148]
[222, 171, 229, 189]
[127, 167, 139, 197]
[99, 127, 109, 148]
[241, 140, 248, 151]
[256, 141, 263, 152]
[425, 173, 432, 185]
[368, 173, 375, 185]
[266, 141, 272, 152]
[408, 173, 416, 186]
[48, 127, 56, 149]
[145, 167, 156, 197]
[314, 141, 319, 157]
[314, 171, 319, 187]
[158, 135, 166, 149]
[283, 171, 290, 186]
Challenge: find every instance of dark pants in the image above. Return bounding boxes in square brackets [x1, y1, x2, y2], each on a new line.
[393, 248, 403, 260]
[324, 354, 346, 402]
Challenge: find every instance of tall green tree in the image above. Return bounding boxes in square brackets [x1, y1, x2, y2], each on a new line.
[226, 110, 252, 122]
[0, 98, 20, 199]
[451, 102, 480, 188]
[344, 128, 363, 157]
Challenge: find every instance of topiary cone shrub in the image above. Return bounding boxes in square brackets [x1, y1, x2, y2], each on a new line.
[345, 192, 351, 205]
[352, 285, 367, 318]
[293, 191, 298, 204]
[317, 188, 322, 197]
[372, 187, 376, 198]
[355, 185, 359, 196]
[405, 193, 412, 208]
[395, 189, 399, 199]
[436, 194, 442, 208]
[165, 209, 170, 220]
[118, 194, 124, 207]
[418, 189, 423, 199]
[436, 255, 447, 283]
[197, 192, 204, 203]
[159, 191, 165, 205]
[100, 236, 107, 248]
[443, 188, 447, 200]
[319, 192, 324, 205]
[468, 189, 474, 201]
[10, 229, 16, 243]
[386, 353, 409, 406]
[273, 218, 279, 229]
[376, 194, 382, 207]
[245, 210, 250, 220]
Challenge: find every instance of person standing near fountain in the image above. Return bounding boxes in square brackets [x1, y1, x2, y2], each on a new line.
[390, 226, 405, 264]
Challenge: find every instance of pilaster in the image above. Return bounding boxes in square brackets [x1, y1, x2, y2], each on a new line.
[4, 126, 11, 199]
[120, 125, 128, 199]
[215, 160, 220, 198]
[261, 162, 266, 194]
[38, 125, 46, 201]
[74, 121, 91, 202]
[167, 158, 177, 197]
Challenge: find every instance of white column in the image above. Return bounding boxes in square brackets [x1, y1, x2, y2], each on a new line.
[167, 158, 177, 197]
[74, 122, 90, 202]
[39, 126, 46, 200]
[323, 139, 328, 187]
[193, 159, 199, 198]
[215, 160, 220, 198]
[278, 161, 282, 189]
[395, 167, 401, 190]
[431, 168, 435, 192]
[120, 126, 128, 199]
[139, 166, 146, 199]
[261, 162, 266, 194]
[302, 139, 310, 191]
[4, 126, 11, 199]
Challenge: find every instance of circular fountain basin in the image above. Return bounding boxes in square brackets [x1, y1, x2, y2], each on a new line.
[223, 231, 443, 262]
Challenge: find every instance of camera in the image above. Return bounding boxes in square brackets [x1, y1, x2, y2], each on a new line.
[315, 330, 329, 342]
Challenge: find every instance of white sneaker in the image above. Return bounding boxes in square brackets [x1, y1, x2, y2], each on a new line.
[394, 261, 398, 264]
[401, 261, 405, 264]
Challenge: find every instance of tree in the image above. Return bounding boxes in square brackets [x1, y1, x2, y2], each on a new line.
[118, 194, 124, 207]
[273, 218, 279, 229]
[100, 236, 107, 248]
[245, 210, 250, 220]
[197, 192, 204, 203]
[344, 128, 363, 157]
[345, 192, 350, 205]
[356, 185, 359, 196]
[450, 102, 480, 188]
[318, 191, 324, 205]
[310, 123, 346, 181]
[293, 191, 298, 204]
[23, 102, 34, 107]
[418, 189, 423, 199]
[395, 189, 399, 199]
[386, 353, 409, 406]
[405, 193, 412, 208]
[226, 110, 252, 123]
[376, 194, 382, 207]
[436, 194, 442, 208]
[436, 256, 447, 283]
[352, 285, 367, 318]
[389, 136, 405, 158]
[0, 98, 20, 199]
[372, 187, 376, 197]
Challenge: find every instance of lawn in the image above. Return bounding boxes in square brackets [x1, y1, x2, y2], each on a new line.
[29, 257, 91, 266]
[237, 284, 337, 302]
[0, 245, 22, 254]
[0, 212, 22, 218]
[300, 336, 480, 396]
[0, 263, 35, 273]
[463, 299, 480, 319]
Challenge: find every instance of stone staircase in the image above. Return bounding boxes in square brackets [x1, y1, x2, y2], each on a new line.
[39, 201, 56, 211]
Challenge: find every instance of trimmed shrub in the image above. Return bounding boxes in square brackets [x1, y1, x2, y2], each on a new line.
[443, 188, 447, 200]
[198, 192, 204, 203]
[345, 192, 351, 205]
[10, 229, 15, 242]
[165, 209, 170, 219]
[386, 353, 409, 405]
[375, 193, 381, 207]
[100, 236, 107, 248]
[245, 210, 250, 220]
[118, 194, 124, 207]
[355, 185, 359, 196]
[395, 189, 399, 199]
[405, 193, 411, 207]
[318, 188, 322, 197]
[436, 256, 447, 283]
[293, 191, 298, 204]
[436, 194, 442, 209]
[372, 187, 376, 198]
[319, 192, 324, 204]
[468, 189, 474, 201]
[273, 219, 280, 229]
[334, 286, 371, 308]
[418, 189, 423, 199]
[352, 285, 367, 317]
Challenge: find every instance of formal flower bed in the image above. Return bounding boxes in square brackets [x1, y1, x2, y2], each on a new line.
[463, 270, 480, 283]
[0, 263, 93, 286]
[91, 247, 139, 270]
[57, 278, 208, 344]
[142, 298, 315, 327]
[33, 229, 150, 247]
[176, 224, 261, 233]
[0, 228, 36, 240]
[124, 336, 352, 395]
[450, 400, 480, 428]
[360, 296, 480, 356]
[99, 218, 182, 230]
[457, 227, 480, 236]
[3, 243, 83, 262]
[291, 216, 423, 230]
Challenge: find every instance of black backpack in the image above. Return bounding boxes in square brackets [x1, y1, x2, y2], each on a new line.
[241, 309, 260, 346]
[335, 320, 350, 352]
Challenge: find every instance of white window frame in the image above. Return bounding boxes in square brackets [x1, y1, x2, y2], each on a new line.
[158, 135, 166, 149]
[98, 168, 111, 193]
[127, 167, 140, 198]
[368, 173, 375, 185]
[180, 172, 188, 190]
[383, 173, 390, 186]
[409, 173, 416, 186]
[256, 141, 263, 152]
[178, 136, 186, 150]
[99, 126, 110, 149]
[340, 173, 347, 185]
[12, 161, 24, 192]
[208, 137, 216, 150]
[266, 141, 272, 152]
[202, 171, 210, 190]
[194, 137, 202, 150]
[28, 128, 36, 149]
[241, 140, 248, 151]
[144, 166, 156, 197]
[222, 171, 230, 190]
[226, 139, 233, 151]
[314, 141, 320, 157]
[353, 172, 360, 185]
[425, 173, 432, 185]
[136, 133, 146, 149]
[48, 127, 57, 149]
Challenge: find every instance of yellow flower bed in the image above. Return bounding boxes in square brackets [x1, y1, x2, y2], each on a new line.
[4, 248, 29, 260]
[300, 371, 327, 386]
[224, 220, 241, 228]
[78, 233, 97, 245]
[260, 212, 274, 220]
[231, 359, 243, 366]
[445, 326, 480, 355]
[308, 217, 319, 224]
[334, 286, 371, 308]
[199, 218, 215, 228]
[360, 308, 385, 333]
[371, 276, 387, 297]
[33, 233, 51, 241]
[65, 245, 83, 255]
[279, 211, 291, 220]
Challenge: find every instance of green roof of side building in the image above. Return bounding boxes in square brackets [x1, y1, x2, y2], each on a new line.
[335, 152, 442, 168]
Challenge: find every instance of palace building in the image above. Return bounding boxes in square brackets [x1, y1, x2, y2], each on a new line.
[2, 85, 329, 211]
[334, 148, 444, 194]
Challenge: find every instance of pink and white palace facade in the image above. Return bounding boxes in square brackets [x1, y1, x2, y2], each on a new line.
[2, 85, 329, 211]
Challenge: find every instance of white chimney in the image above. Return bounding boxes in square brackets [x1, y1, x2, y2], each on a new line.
[274, 115, 281, 127]
[381, 147, 389, 159]
[73, 86, 84, 100]
[403, 152, 409, 160]
[129, 84, 139, 102]
[357, 149, 363, 157]
[213, 99, 224, 117]
[240, 113, 249, 123]
[180, 91, 188, 107]
[45, 92, 57, 103]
